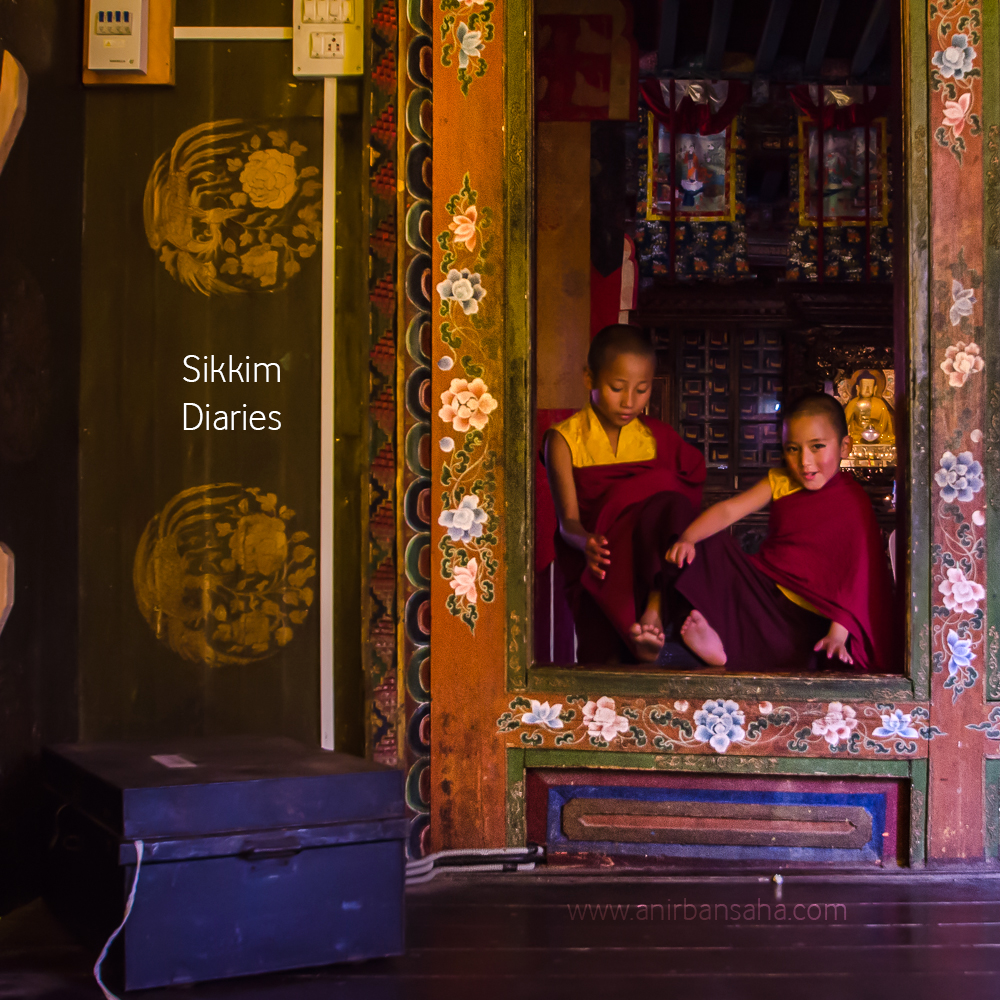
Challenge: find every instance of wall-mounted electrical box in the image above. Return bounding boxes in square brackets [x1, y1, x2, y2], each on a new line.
[87, 1, 149, 72]
[293, 0, 363, 77]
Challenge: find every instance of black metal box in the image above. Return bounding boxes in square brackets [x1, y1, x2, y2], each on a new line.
[43, 737, 406, 990]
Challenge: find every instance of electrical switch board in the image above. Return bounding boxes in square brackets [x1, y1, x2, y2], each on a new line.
[293, 0, 363, 77]
[87, 1, 149, 71]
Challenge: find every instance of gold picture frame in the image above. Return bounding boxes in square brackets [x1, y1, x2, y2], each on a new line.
[646, 112, 736, 223]
[797, 116, 889, 227]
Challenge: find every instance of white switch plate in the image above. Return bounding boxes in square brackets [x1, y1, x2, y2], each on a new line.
[293, 0, 362, 77]
[87, 1, 149, 71]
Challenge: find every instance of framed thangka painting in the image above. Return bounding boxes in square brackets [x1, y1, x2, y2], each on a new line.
[798, 117, 889, 227]
[645, 116, 735, 222]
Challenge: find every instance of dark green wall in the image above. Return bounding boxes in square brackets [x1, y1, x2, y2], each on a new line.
[79, 2, 366, 750]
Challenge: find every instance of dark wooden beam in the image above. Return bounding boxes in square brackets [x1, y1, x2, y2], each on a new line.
[657, 0, 680, 75]
[851, 0, 890, 77]
[754, 0, 792, 77]
[804, 0, 841, 78]
[704, 0, 734, 74]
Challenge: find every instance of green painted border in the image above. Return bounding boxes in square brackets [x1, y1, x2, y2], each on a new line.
[982, 0, 1000, 701]
[904, 0, 932, 700]
[503, 0, 930, 705]
[507, 747, 527, 844]
[527, 668, 916, 702]
[522, 748, 911, 777]
[984, 758, 1000, 861]
[909, 757, 928, 866]
[504, 0, 534, 692]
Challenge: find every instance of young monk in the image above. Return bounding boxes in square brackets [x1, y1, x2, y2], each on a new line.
[544, 325, 705, 663]
[666, 392, 896, 672]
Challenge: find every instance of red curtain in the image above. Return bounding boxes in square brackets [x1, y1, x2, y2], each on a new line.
[639, 78, 747, 134]
[788, 85, 890, 127]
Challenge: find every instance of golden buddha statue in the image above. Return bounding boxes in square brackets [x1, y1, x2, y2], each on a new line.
[840, 369, 896, 467]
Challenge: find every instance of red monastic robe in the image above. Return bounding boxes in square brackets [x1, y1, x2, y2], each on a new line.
[748, 470, 897, 672]
[554, 417, 705, 654]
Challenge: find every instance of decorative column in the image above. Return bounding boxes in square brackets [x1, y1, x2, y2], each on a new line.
[430, 0, 511, 848]
[925, 1, 996, 860]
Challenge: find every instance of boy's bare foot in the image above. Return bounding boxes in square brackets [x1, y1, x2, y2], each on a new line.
[679, 610, 727, 666]
[629, 621, 665, 662]
[628, 593, 665, 663]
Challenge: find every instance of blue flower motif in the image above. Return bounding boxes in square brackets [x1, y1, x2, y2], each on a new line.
[872, 709, 919, 739]
[934, 450, 984, 502]
[693, 698, 746, 754]
[946, 629, 974, 677]
[456, 22, 485, 69]
[438, 493, 489, 543]
[436, 268, 487, 315]
[521, 699, 563, 729]
[932, 33, 976, 80]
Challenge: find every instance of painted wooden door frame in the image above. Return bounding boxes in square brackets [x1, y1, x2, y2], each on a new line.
[428, 0, 998, 863]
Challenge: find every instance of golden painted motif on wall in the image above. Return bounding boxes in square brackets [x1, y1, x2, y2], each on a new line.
[144, 120, 322, 296]
[134, 484, 315, 666]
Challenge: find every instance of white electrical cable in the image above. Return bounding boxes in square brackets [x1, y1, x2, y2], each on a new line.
[405, 846, 544, 884]
[94, 839, 144, 1000]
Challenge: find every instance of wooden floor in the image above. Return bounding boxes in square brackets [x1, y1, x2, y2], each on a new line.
[4, 871, 1000, 999]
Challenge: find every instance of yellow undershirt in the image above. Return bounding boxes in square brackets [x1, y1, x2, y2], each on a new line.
[767, 468, 823, 616]
[550, 405, 657, 467]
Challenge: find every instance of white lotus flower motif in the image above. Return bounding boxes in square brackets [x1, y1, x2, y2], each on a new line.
[456, 22, 485, 69]
[521, 700, 563, 729]
[949, 280, 976, 326]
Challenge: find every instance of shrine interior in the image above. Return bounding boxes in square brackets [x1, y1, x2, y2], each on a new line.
[533, 0, 907, 671]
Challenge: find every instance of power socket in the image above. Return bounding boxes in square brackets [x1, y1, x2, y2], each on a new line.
[293, 0, 362, 77]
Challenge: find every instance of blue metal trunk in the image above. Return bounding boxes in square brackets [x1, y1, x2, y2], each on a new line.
[43, 737, 406, 990]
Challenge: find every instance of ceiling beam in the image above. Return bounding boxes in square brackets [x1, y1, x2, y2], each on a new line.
[851, 0, 890, 77]
[704, 0, 734, 75]
[657, 0, 680, 75]
[754, 0, 792, 77]
[804, 0, 841, 78]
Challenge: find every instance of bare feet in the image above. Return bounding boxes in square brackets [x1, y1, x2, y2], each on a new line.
[629, 621, 665, 662]
[629, 595, 665, 663]
[679, 610, 727, 666]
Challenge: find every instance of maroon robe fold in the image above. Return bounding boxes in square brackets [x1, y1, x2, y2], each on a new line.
[748, 471, 896, 672]
[677, 470, 897, 672]
[553, 417, 705, 657]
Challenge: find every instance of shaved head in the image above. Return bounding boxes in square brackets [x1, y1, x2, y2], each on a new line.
[587, 325, 655, 378]
[783, 392, 849, 441]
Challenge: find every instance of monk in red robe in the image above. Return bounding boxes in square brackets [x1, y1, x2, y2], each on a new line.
[667, 392, 897, 672]
[544, 325, 705, 663]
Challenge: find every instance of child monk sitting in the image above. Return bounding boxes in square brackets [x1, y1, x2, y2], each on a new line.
[544, 325, 705, 663]
[666, 392, 896, 672]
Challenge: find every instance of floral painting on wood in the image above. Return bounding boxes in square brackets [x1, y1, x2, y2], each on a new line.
[144, 120, 322, 296]
[435, 174, 500, 633]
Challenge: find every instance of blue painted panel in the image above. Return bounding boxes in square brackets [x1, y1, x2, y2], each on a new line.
[545, 785, 889, 864]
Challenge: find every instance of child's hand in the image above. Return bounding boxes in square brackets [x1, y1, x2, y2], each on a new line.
[585, 534, 611, 579]
[666, 540, 696, 567]
[814, 623, 853, 665]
